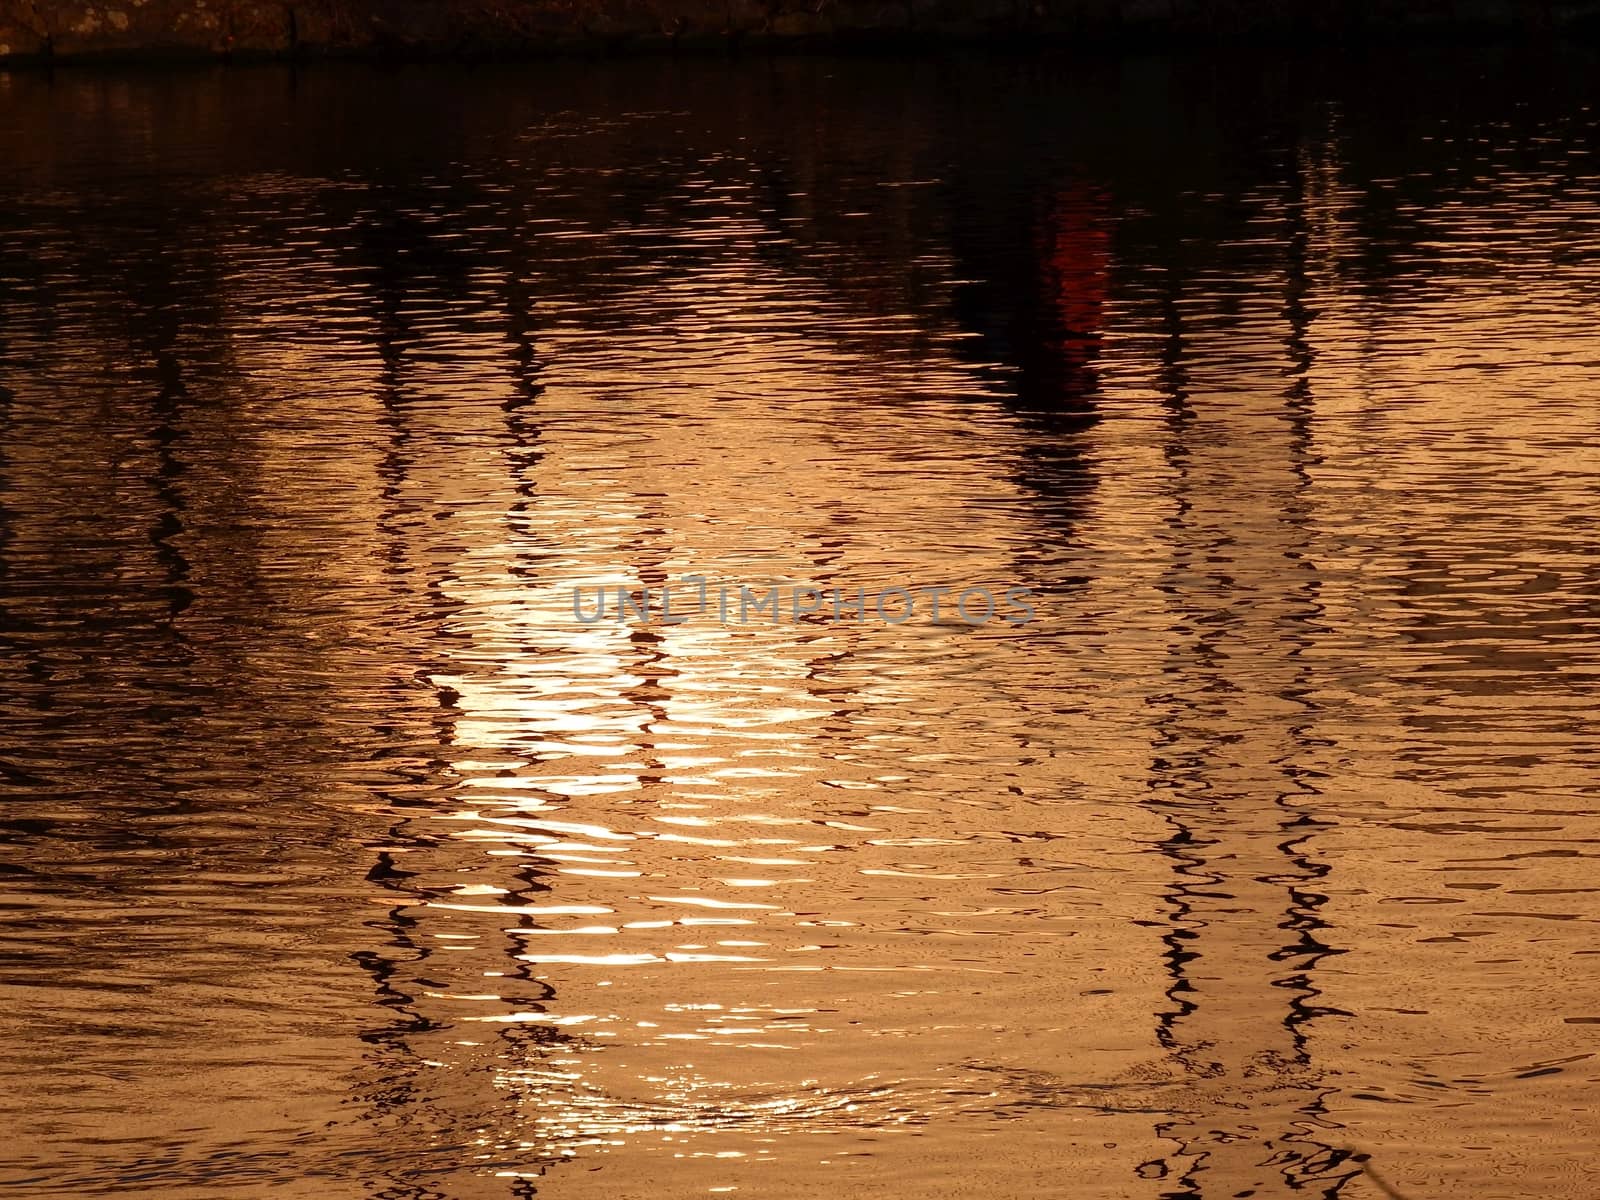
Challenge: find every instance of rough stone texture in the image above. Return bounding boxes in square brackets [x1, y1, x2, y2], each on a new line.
[1, 0, 1597, 60]
[0, 0, 291, 55]
[0, 2, 51, 55]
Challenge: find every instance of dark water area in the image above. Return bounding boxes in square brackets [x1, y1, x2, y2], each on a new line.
[1, 46, 1599, 1199]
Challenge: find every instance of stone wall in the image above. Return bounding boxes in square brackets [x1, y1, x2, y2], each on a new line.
[2, 0, 1599, 61]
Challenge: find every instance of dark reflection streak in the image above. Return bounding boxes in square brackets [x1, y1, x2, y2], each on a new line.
[484, 243, 576, 1175]
[146, 349, 195, 625]
[1135, 192, 1341, 1191]
[357, 459, 437, 1053]
[956, 183, 1109, 592]
[499, 260, 546, 515]
[621, 538, 675, 793]
[355, 850, 437, 1051]
[0, 373, 33, 742]
[1143, 709, 1216, 1195]
[1266, 139, 1360, 1198]
[1282, 144, 1320, 413]
[489, 210, 564, 1001]
[1144, 137, 1360, 1198]
[116, 222, 215, 632]
[797, 505, 868, 807]
[346, 206, 477, 1194]
[1156, 270, 1194, 427]
[1004, 188, 1108, 581]
[1141, 253, 1210, 1196]
[492, 227, 554, 913]
[0, 378, 14, 600]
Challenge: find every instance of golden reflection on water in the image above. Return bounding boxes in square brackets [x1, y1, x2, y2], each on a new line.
[1, 51, 1599, 1200]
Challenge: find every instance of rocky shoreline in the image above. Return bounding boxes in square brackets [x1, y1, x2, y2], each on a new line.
[3, 0, 1600, 64]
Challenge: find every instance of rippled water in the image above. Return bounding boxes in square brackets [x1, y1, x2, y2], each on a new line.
[2, 47, 1599, 1200]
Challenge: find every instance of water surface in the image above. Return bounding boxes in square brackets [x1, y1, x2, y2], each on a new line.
[1, 48, 1599, 1200]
